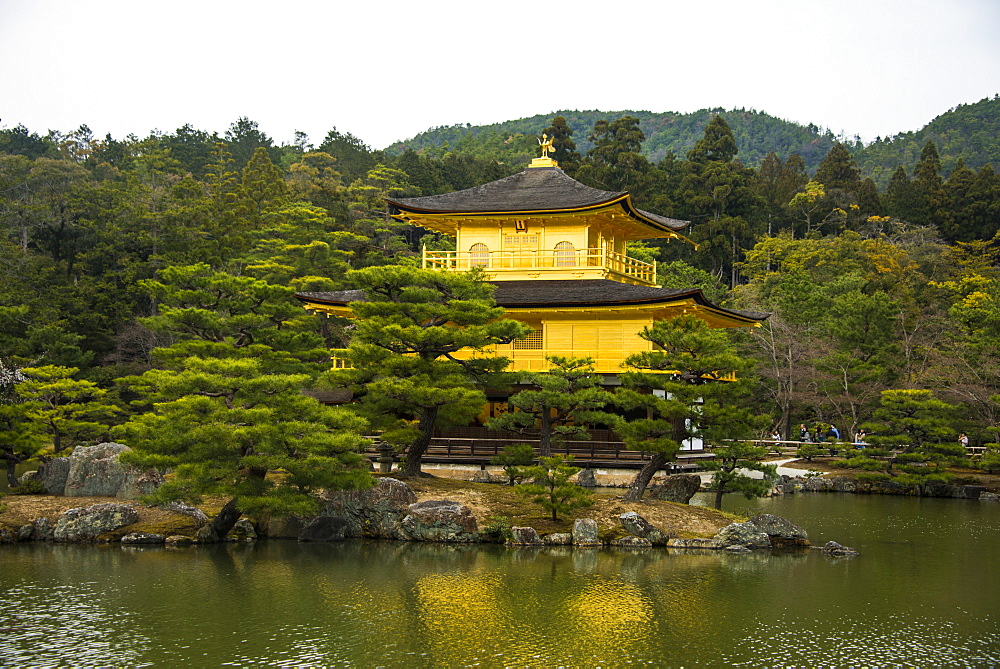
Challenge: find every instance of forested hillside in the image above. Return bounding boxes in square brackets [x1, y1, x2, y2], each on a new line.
[387, 96, 1000, 184]
[3, 106, 1000, 485]
[386, 108, 842, 172]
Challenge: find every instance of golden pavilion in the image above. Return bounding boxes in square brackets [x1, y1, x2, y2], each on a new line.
[295, 150, 766, 376]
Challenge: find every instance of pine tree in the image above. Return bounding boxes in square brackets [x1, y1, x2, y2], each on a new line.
[813, 142, 861, 193]
[539, 116, 581, 174]
[324, 266, 529, 477]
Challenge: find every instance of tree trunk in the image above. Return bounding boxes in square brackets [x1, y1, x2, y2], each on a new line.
[205, 497, 243, 541]
[6, 460, 20, 487]
[621, 451, 667, 502]
[714, 486, 725, 510]
[403, 406, 439, 477]
[539, 412, 552, 457]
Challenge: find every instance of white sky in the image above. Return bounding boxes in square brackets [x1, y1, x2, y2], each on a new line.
[2, 0, 999, 150]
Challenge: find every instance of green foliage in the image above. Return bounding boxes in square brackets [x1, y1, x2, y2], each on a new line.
[482, 515, 514, 543]
[324, 266, 529, 476]
[490, 444, 536, 485]
[796, 443, 824, 462]
[486, 356, 615, 456]
[115, 356, 373, 518]
[10, 478, 47, 495]
[702, 441, 777, 510]
[514, 456, 593, 521]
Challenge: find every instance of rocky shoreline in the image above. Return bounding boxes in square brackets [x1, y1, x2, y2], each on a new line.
[773, 473, 999, 500]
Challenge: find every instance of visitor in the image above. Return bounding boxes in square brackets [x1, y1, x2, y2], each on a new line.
[855, 429, 867, 448]
[799, 424, 811, 442]
[959, 433, 970, 448]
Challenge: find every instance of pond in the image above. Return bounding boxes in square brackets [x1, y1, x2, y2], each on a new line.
[1, 492, 998, 666]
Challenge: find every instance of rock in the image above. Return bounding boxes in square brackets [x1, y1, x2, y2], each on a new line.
[18, 470, 40, 484]
[831, 477, 857, 493]
[822, 540, 860, 557]
[802, 477, 833, 492]
[619, 511, 673, 545]
[0, 528, 14, 544]
[961, 485, 985, 500]
[508, 526, 543, 545]
[725, 545, 753, 553]
[227, 518, 257, 542]
[298, 516, 349, 542]
[32, 517, 54, 541]
[470, 469, 494, 483]
[544, 532, 572, 545]
[612, 536, 652, 548]
[714, 522, 771, 549]
[63, 443, 164, 499]
[322, 477, 417, 540]
[53, 503, 140, 542]
[121, 532, 165, 545]
[749, 514, 809, 547]
[401, 500, 479, 542]
[17, 524, 34, 541]
[667, 538, 723, 549]
[158, 501, 210, 525]
[165, 535, 193, 546]
[576, 468, 597, 488]
[980, 492, 1000, 502]
[195, 525, 220, 543]
[648, 474, 702, 503]
[36, 457, 71, 494]
[572, 518, 601, 546]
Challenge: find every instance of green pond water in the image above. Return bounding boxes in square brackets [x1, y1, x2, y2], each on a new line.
[1, 492, 998, 666]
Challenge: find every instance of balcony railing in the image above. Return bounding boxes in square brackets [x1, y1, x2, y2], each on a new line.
[422, 247, 656, 285]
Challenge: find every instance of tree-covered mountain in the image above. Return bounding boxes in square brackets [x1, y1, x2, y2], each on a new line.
[854, 95, 1000, 186]
[386, 97, 1000, 183]
[385, 108, 842, 173]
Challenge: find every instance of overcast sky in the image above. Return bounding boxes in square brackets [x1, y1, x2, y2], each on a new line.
[2, 0, 999, 150]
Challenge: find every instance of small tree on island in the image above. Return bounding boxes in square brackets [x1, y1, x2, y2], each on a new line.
[322, 266, 528, 477]
[702, 441, 777, 510]
[486, 356, 616, 457]
[515, 455, 593, 521]
[490, 443, 535, 485]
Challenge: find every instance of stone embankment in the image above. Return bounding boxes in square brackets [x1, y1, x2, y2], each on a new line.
[773, 473, 997, 500]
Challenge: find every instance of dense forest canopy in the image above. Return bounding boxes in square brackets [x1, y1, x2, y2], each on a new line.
[3, 97, 1000, 485]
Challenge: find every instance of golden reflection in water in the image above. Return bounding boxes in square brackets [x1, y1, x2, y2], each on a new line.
[565, 579, 654, 649]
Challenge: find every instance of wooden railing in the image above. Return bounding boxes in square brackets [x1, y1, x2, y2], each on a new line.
[422, 247, 656, 284]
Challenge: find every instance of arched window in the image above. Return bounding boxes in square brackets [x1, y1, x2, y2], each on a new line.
[554, 241, 576, 267]
[469, 243, 489, 268]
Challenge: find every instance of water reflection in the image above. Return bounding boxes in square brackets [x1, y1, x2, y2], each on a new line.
[2, 494, 999, 665]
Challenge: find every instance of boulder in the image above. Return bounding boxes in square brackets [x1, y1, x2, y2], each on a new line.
[612, 536, 652, 549]
[298, 516, 349, 542]
[725, 545, 753, 553]
[749, 514, 809, 547]
[619, 511, 672, 545]
[822, 540, 860, 557]
[831, 477, 857, 493]
[714, 522, 772, 549]
[35, 457, 71, 495]
[121, 532, 165, 545]
[322, 477, 417, 539]
[802, 477, 833, 492]
[576, 468, 597, 489]
[648, 474, 702, 503]
[0, 528, 14, 544]
[32, 517, 54, 541]
[667, 537, 723, 549]
[401, 500, 479, 542]
[165, 535, 193, 546]
[544, 532, 572, 545]
[470, 469, 494, 484]
[572, 518, 601, 546]
[17, 524, 34, 541]
[53, 503, 140, 542]
[508, 526, 543, 545]
[961, 485, 985, 500]
[980, 492, 1000, 502]
[158, 501, 210, 525]
[63, 443, 163, 499]
[227, 518, 257, 542]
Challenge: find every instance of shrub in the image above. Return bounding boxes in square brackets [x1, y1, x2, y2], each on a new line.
[490, 443, 535, 485]
[482, 515, 513, 543]
[515, 455, 593, 521]
[10, 478, 47, 495]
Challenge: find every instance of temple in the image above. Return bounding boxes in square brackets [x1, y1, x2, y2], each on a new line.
[295, 151, 767, 376]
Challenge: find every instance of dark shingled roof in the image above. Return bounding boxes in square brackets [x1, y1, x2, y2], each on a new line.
[386, 167, 689, 233]
[295, 280, 768, 322]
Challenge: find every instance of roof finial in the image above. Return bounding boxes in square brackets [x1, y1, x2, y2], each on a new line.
[530, 133, 560, 168]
